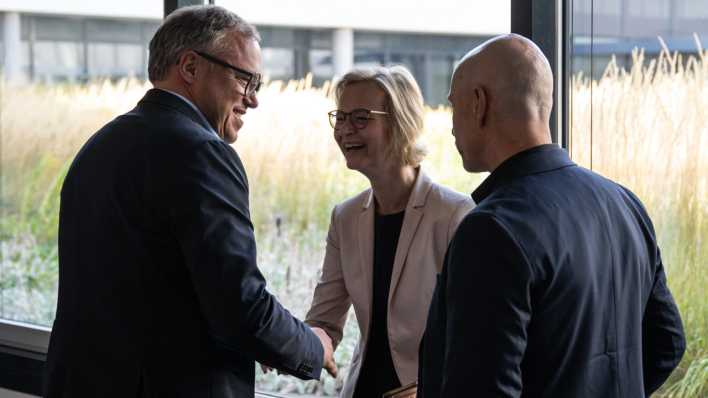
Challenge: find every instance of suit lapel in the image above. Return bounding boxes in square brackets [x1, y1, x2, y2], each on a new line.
[358, 190, 375, 340]
[388, 169, 433, 305]
[388, 207, 423, 301]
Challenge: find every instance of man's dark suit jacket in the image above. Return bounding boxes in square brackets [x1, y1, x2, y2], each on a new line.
[418, 144, 685, 397]
[44, 89, 323, 397]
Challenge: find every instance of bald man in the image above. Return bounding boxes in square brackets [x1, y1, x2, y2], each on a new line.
[417, 34, 685, 397]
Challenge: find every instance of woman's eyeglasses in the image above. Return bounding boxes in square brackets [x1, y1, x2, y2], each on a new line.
[328, 108, 388, 129]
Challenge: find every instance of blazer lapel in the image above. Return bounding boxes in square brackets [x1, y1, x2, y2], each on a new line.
[388, 169, 433, 304]
[358, 189, 375, 340]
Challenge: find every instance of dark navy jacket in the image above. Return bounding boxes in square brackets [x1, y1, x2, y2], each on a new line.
[418, 144, 685, 397]
[44, 89, 323, 397]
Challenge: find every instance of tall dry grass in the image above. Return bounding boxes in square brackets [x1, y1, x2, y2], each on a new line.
[0, 44, 706, 395]
[0, 76, 478, 395]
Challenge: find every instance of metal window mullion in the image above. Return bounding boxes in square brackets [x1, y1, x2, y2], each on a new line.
[28, 16, 35, 81]
[141, 23, 148, 79]
[513, 0, 567, 149]
[562, 0, 571, 152]
[82, 18, 88, 81]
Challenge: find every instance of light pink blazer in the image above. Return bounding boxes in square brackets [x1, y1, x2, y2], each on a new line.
[305, 169, 475, 398]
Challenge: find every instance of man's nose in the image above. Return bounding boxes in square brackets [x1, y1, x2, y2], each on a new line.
[245, 92, 258, 109]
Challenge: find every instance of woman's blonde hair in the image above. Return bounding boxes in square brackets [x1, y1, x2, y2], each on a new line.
[334, 65, 427, 166]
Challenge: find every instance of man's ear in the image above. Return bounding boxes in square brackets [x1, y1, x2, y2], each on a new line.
[177, 51, 199, 84]
[472, 85, 488, 128]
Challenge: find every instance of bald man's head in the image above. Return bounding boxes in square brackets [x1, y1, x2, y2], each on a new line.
[448, 34, 554, 172]
[457, 34, 553, 122]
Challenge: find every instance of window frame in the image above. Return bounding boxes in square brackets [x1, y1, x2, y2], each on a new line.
[511, 0, 570, 148]
[0, 321, 49, 396]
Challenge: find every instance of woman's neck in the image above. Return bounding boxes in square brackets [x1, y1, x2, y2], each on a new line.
[368, 165, 418, 215]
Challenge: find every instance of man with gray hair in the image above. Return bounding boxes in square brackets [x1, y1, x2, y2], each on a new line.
[418, 34, 685, 397]
[45, 6, 335, 397]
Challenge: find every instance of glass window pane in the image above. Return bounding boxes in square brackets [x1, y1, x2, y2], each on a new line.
[595, 0, 622, 16]
[569, 2, 708, 395]
[20, 15, 31, 40]
[2, 6, 513, 398]
[677, 0, 708, 17]
[20, 41, 31, 81]
[353, 50, 384, 68]
[87, 43, 144, 78]
[352, 32, 493, 104]
[309, 49, 333, 85]
[259, 26, 296, 48]
[33, 41, 84, 82]
[86, 19, 142, 43]
[34, 16, 83, 41]
[261, 47, 294, 81]
[87, 43, 115, 76]
[429, 55, 455, 106]
[142, 22, 160, 43]
[310, 29, 333, 50]
[353, 32, 384, 49]
[389, 53, 423, 77]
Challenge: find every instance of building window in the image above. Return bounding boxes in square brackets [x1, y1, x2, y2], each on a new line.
[428, 54, 457, 106]
[33, 41, 84, 82]
[309, 49, 333, 86]
[261, 47, 295, 81]
[352, 32, 489, 105]
[87, 43, 144, 79]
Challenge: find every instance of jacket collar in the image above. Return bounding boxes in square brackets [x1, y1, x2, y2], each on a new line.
[360, 167, 433, 211]
[356, 167, 432, 342]
[472, 144, 575, 203]
[138, 88, 216, 134]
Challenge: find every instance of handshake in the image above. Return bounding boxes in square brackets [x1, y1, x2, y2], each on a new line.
[260, 326, 338, 378]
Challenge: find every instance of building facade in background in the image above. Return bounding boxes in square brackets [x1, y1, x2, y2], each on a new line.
[0, 0, 509, 105]
[572, 0, 708, 77]
[3, 1, 707, 104]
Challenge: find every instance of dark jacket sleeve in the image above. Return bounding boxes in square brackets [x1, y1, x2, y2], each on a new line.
[442, 213, 533, 397]
[642, 248, 686, 395]
[166, 139, 323, 379]
[620, 185, 686, 395]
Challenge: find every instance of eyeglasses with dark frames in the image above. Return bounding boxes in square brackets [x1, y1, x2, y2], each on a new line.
[328, 108, 389, 129]
[194, 50, 262, 96]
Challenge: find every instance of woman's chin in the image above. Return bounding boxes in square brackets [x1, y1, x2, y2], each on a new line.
[344, 158, 360, 171]
[346, 162, 375, 178]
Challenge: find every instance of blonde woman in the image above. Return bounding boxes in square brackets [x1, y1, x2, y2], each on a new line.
[305, 66, 474, 397]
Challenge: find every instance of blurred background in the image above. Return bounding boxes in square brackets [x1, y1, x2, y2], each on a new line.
[0, 1, 706, 397]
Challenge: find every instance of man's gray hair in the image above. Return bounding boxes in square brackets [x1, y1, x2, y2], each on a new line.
[148, 5, 260, 82]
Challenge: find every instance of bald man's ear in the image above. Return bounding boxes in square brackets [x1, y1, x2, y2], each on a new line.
[177, 51, 199, 85]
[472, 85, 489, 128]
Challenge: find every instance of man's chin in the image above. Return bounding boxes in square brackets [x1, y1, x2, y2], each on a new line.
[222, 120, 242, 143]
[223, 129, 239, 144]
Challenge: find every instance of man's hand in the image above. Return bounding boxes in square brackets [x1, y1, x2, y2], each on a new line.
[312, 327, 338, 378]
